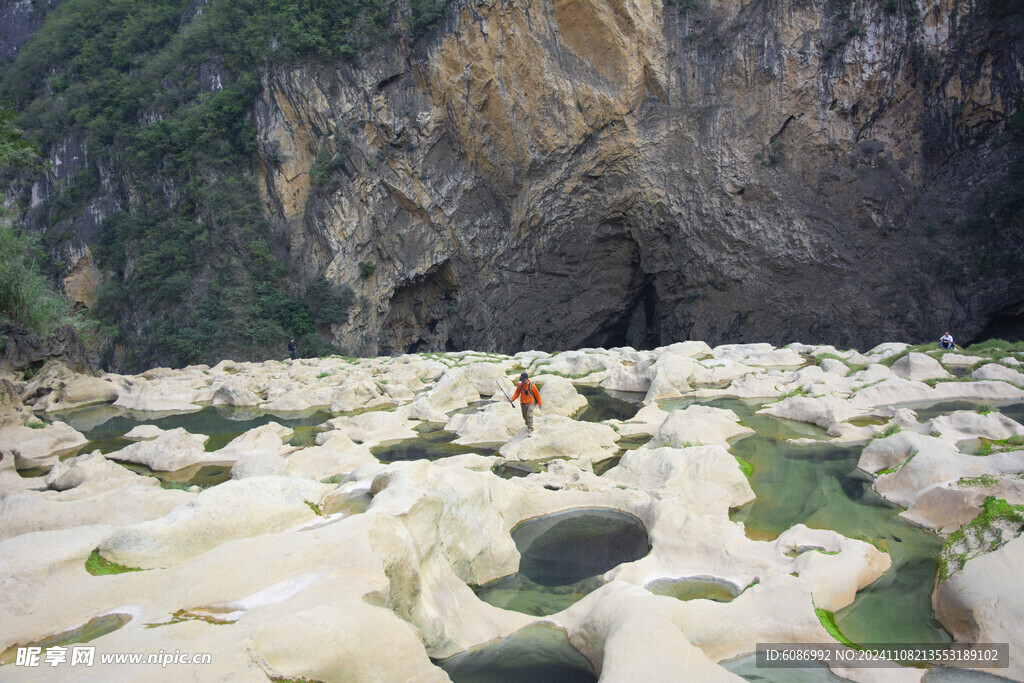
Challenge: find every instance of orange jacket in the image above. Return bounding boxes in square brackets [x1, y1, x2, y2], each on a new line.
[510, 380, 542, 406]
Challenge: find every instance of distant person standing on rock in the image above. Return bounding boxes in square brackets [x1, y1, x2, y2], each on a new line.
[940, 332, 955, 350]
[288, 338, 297, 360]
[509, 372, 542, 433]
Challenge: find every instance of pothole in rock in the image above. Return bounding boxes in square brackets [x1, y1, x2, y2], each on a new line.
[900, 400, 1024, 424]
[491, 461, 546, 479]
[370, 427, 498, 462]
[116, 461, 233, 490]
[575, 387, 645, 423]
[0, 613, 132, 665]
[46, 405, 335, 454]
[645, 576, 744, 603]
[434, 622, 597, 683]
[474, 508, 650, 616]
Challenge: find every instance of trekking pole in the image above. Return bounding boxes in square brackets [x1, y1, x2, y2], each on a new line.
[495, 380, 513, 405]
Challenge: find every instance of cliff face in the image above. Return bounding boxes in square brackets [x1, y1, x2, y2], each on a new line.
[254, 0, 1024, 355]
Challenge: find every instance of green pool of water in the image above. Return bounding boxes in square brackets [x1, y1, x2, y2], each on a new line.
[575, 386, 645, 422]
[492, 461, 545, 479]
[47, 404, 334, 454]
[899, 400, 1024, 424]
[117, 461, 233, 489]
[473, 573, 605, 617]
[646, 576, 742, 603]
[729, 430, 949, 646]
[371, 426, 497, 462]
[475, 508, 650, 616]
[0, 613, 132, 665]
[658, 397, 831, 442]
[435, 623, 597, 683]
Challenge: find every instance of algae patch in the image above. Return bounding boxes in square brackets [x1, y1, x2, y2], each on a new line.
[86, 549, 144, 576]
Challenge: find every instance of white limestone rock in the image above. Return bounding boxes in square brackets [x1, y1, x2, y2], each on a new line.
[934, 533, 1024, 682]
[891, 352, 950, 382]
[758, 394, 865, 431]
[599, 358, 655, 393]
[498, 416, 618, 463]
[44, 451, 138, 491]
[532, 349, 618, 381]
[0, 420, 88, 470]
[873, 444, 1024, 509]
[941, 353, 985, 367]
[537, 375, 588, 417]
[644, 405, 753, 449]
[605, 445, 754, 513]
[819, 358, 850, 375]
[211, 379, 261, 407]
[972, 362, 1024, 386]
[113, 376, 202, 412]
[321, 409, 420, 447]
[20, 362, 119, 412]
[643, 353, 697, 402]
[284, 432, 377, 481]
[123, 424, 164, 441]
[98, 476, 329, 568]
[924, 410, 1024, 443]
[445, 401, 522, 445]
[110, 427, 218, 472]
[610, 402, 670, 439]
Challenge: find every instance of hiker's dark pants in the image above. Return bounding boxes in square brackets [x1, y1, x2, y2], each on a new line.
[521, 403, 535, 431]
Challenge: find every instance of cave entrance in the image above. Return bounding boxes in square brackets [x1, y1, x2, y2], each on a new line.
[383, 262, 460, 354]
[580, 273, 661, 350]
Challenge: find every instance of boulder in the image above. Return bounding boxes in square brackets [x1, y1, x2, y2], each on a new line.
[211, 378, 261, 407]
[110, 427, 217, 472]
[941, 353, 985, 368]
[0, 477, 192, 539]
[113, 376, 201, 412]
[0, 420, 88, 470]
[972, 362, 1024, 386]
[537, 375, 588, 417]
[599, 358, 655, 393]
[285, 433, 378, 481]
[934, 533, 1024, 681]
[321, 410, 420, 447]
[644, 405, 753, 449]
[531, 350, 617, 380]
[446, 401, 522, 445]
[892, 353, 950, 382]
[44, 450, 138, 491]
[605, 446, 754, 513]
[20, 361, 118, 411]
[643, 353, 696, 402]
[252, 599, 451, 683]
[924, 410, 1024, 443]
[498, 416, 618, 463]
[98, 476, 329, 568]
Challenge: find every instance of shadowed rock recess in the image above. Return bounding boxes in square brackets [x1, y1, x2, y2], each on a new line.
[255, 0, 1024, 356]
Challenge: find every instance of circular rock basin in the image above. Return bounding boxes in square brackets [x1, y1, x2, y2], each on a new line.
[513, 508, 651, 586]
[435, 623, 596, 683]
[646, 576, 742, 603]
[475, 508, 650, 616]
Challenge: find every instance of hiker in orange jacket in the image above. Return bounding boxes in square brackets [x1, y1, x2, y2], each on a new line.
[509, 371, 542, 433]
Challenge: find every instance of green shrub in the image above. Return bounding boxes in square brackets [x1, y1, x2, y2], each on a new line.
[0, 227, 73, 336]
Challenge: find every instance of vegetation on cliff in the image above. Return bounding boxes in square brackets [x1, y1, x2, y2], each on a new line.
[0, 0, 450, 370]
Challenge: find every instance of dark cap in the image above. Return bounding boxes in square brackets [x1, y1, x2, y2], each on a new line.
[520, 372, 528, 380]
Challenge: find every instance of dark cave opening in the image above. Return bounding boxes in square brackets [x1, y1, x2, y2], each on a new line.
[581, 275, 661, 350]
[968, 298, 1024, 344]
